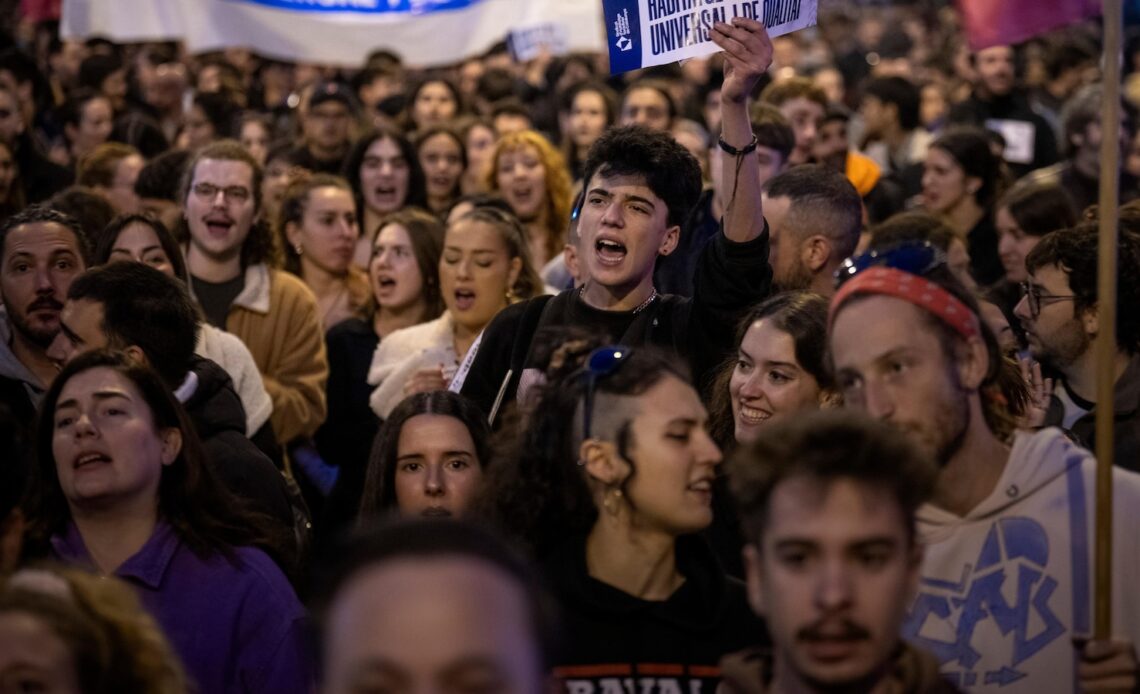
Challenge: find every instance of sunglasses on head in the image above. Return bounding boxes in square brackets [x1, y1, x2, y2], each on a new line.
[580, 346, 633, 441]
[834, 240, 948, 289]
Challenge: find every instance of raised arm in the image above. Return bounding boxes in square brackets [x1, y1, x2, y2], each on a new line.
[711, 17, 773, 243]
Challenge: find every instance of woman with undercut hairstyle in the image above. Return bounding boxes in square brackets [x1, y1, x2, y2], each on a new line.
[477, 347, 767, 693]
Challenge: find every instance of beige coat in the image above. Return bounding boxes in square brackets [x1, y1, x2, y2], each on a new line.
[225, 264, 328, 444]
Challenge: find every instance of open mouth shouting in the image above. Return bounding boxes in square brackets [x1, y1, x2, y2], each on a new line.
[371, 185, 401, 210]
[73, 449, 112, 471]
[374, 272, 399, 296]
[594, 236, 628, 267]
[453, 287, 477, 312]
[203, 213, 235, 240]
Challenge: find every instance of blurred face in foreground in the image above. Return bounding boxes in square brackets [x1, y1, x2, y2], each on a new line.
[746, 476, 920, 691]
[322, 556, 546, 694]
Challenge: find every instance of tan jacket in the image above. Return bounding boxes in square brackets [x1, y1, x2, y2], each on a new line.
[225, 264, 328, 444]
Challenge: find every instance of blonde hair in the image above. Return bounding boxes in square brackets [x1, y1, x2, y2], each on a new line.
[0, 567, 188, 693]
[486, 130, 573, 264]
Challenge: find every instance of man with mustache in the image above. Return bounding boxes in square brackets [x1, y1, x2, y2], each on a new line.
[181, 139, 328, 448]
[0, 205, 88, 438]
[828, 241, 1140, 692]
[723, 409, 955, 693]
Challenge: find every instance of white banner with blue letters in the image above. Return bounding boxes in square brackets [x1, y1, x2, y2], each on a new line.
[602, 0, 817, 74]
[61, 0, 604, 67]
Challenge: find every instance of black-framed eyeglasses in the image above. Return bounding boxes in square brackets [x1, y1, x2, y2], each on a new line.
[581, 346, 633, 440]
[834, 241, 948, 289]
[1020, 282, 1077, 317]
[192, 182, 251, 204]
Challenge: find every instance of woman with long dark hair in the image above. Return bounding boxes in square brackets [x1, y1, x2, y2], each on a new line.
[316, 207, 446, 536]
[22, 350, 314, 694]
[477, 347, 767, 691]
[343, 127, 428, 268]
[358, 390, 491, 522]
[708, 291, 834, 449]
[366, 206, 542, 418]
[922, 127, 1006, 285]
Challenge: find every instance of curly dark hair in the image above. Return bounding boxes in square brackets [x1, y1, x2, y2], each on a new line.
[358, 390, 492, 521]
[1026, 225, 1140, 354]
[22, 350, 294, 572]
[474, 348, 689, 558]
[580, 125, 702, 229]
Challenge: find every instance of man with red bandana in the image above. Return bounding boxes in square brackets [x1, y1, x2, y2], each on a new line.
[828, 240, 1140, 692]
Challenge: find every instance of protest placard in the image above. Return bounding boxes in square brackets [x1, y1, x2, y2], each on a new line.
[508, 23, 571, 62]
[602, 0, 816, 74]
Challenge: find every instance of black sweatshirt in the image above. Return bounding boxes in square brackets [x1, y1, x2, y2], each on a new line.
[459, 226, 772, 420]
[544, 534, 770, 693]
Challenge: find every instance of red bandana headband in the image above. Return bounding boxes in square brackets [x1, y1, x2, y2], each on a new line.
[829, 266, 981, 339]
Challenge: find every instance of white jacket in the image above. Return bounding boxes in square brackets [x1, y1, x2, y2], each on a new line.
[367, 313, 457, 419]
[195, 323, 273, 437]
[906, 428, 1140, 692]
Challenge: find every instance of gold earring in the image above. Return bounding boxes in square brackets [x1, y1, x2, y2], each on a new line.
[602, 488, 623, 516]
[505, 287, 515, 303]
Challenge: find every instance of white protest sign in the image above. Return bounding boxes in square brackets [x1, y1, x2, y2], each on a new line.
[508, 23, 571, 62]
[602, 0, 817, 74]
[985, 118, 1037, 166]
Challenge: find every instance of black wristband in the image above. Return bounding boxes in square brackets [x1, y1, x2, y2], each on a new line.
[717, 133, 758, 156]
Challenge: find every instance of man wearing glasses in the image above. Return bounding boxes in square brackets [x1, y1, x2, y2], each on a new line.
[1015, 226, 1140, 471]
[460, 18, 775, 423]
[828, 240, 1140, 692]
[182, 139, 328, 448]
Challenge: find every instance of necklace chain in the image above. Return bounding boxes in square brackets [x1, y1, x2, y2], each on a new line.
[579, 286, 658, 314]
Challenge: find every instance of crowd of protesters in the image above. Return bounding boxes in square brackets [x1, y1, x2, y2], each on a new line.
[3, 1, 1140, 692]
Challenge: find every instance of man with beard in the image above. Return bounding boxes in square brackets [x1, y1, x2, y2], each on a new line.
[828, 241, 1140, 692]
[0, 205, 88, 437]
[948, 45, 1057, 178]
[761, 165, 861, 296]
[722, 409, 956, 694]
[181, 139, 327, 448]
[1015, 226, 1140, 471]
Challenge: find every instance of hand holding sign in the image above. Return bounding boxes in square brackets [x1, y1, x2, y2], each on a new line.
[711, 17, 772, 103]
[602, 0, 815, 75]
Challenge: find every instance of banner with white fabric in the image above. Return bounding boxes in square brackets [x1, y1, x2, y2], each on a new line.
[60, 0, 606, 67]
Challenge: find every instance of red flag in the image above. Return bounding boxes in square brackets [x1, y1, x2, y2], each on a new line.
[957, 0, 1101, 50]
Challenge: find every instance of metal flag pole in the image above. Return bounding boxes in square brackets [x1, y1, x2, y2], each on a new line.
[1094, 0, 1123, 641]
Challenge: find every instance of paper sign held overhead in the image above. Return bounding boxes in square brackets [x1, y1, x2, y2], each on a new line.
[508, 23, 571, 62]
[602, 0, 817, 74]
